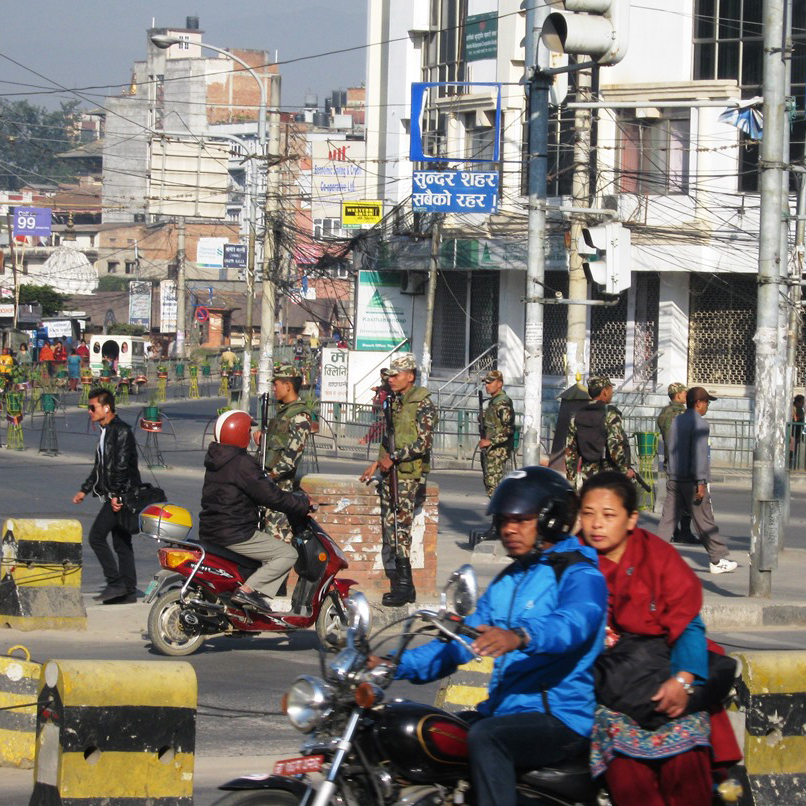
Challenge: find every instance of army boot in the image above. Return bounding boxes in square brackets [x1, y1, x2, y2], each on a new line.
[382, 558, 416, 607]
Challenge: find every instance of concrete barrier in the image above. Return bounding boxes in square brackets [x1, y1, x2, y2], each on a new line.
[300, 474, 439, 597]
[0, 645, 40, 769]
[434, 656, 493, 713]
[731, 650, 806, 805]
[0, 519, 87, 631]
[29, 659, 197, 805]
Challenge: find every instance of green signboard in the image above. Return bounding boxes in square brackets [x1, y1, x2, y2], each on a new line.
[465, 12, 498, 62]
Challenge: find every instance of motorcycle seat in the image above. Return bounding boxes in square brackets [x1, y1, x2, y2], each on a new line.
[517, 751, 599, 802]
[198, 541, 262, 571]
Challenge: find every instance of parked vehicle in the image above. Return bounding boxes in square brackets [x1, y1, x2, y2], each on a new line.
[139, 504, 357, 656]
[89, 335, 147, 386]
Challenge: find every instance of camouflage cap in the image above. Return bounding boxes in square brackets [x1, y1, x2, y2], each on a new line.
[388, 352, 417, 375]
[272, 363, 301, 380]
[587, 375, 613, 398]
[668, 382, 687, 398]
[483, 370, 504, 384]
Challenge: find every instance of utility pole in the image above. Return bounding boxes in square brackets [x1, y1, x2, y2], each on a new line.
[175, 216, 186, 359]
[566, 68, 593, 387]
[522, 1, 552, 466]
[258, 75, 282, 397]
[420, 215, 441, 387]
[240, 222, 257, 411]
[750, 0, 787, 598]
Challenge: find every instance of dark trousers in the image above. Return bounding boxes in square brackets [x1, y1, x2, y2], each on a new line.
[467, 712, 589, 806]
[88, 500, 137, 593]
[658, 480, 729, 564]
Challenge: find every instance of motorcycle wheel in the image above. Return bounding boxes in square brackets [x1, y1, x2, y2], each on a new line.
[315, 594, 348, 651]
[147, 588, 206, 656]
[212, 791, 301, 805]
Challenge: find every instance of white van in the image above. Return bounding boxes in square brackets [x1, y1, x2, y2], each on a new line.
[89, 335, 147, 382]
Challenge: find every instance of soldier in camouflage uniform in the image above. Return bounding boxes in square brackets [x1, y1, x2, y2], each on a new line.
[360, 352, 437, 607]
[261, 363, 313, 544]
[565, 375, 634, 488]
[479, 370, 515, 497]
[657, 382, 697, 544]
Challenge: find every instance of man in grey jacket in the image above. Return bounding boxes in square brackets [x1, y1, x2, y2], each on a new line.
[657, 386, 738, 574]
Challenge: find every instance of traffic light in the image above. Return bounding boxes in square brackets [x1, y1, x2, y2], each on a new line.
[541, 0, 630, 66]
[578, 222, 631, 294]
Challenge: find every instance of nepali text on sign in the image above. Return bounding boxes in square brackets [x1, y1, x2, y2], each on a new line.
[411, 171, 499, 214]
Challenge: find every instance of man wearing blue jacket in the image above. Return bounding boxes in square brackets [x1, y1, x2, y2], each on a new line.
[393, 467, 607, 806]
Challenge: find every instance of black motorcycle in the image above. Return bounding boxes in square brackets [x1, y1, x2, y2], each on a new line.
[211, 566, 606, 806]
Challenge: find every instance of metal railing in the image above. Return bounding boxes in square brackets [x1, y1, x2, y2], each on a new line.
[434, 345, 498, 411]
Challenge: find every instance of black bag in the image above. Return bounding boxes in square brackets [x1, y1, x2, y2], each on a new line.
[118, 483, 167, 534]
[594, 633, 738, 731]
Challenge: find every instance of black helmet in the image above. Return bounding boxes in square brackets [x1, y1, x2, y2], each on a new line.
[487, 466, 577, 543]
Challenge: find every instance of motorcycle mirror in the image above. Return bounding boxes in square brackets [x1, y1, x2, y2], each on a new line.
[345, 592, 372, 640]
[446, 564, 478, 617]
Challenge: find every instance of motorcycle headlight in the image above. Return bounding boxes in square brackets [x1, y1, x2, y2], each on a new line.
[282, 675, 334, 733]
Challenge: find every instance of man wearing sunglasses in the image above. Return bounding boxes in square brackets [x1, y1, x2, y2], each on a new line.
[72, 388, 142, 603]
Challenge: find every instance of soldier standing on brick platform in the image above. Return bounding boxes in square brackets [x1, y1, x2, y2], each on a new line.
[261, 363, 313, 544]
[565, 375, 634, 488]
[657, 382, 697, 545]
[360, 352, 437, 607]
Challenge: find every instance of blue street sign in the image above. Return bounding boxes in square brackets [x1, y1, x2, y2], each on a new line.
[13, 207, 52, 237]
[412, 171, 499, 214]
[223, 243, 248, 269]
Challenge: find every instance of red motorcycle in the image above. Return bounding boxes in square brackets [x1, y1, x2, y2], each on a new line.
[140, 504, 357, 656]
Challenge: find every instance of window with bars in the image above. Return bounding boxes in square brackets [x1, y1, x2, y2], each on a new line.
[693, 0, 806, 192]
[688, 274, 756, 386]
[542, 271, 569, 376]
[633, 273, 660, 382]
[590, 286, 628, 378]
[617, 112, 690, 195]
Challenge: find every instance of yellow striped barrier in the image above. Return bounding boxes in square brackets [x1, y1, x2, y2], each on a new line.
[0, 645, 40, 768]
[30, 659, 196, 805]
[0, 519, 86, 631]
[435, 656, 493, 712]
[731, 650, 806, 804]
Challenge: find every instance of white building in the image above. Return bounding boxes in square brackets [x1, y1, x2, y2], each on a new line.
[363, 0, 806, 417]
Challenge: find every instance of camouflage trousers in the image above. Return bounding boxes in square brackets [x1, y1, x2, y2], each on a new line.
[262, 477, 295, 544]
[379, 476, 426, 560]
[483, 447, 512, 497]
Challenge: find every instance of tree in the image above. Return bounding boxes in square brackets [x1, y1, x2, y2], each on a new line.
[108, 323, 146, 336]
[18, 284, 68, 317]
[97, 276, 131, 292]
[0, 100, 81, 190]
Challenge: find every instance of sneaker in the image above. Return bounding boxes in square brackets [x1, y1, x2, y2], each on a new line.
[710, 559, 738, 575]
[231, 589, 273, 613]
[102, 593, 137, 605]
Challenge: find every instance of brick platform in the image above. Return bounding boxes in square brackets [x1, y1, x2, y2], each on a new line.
[299, 474, 439, 598]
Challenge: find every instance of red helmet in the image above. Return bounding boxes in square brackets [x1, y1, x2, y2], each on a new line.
[214, 410, 256, 449]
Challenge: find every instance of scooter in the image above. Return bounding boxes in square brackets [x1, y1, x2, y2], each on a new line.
[140, 505, 358, 656]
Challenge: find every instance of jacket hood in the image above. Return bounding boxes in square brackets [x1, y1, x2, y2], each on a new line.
[205, 441, 245, 471]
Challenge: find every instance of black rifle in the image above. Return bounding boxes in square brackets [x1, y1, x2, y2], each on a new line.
[257, 392, 271, 529]
[383, 397, 400, 555]
[630, 465, 652, 493]
[478, 390, 489, 478]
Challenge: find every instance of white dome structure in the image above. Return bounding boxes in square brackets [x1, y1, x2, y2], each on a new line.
[38, 245, 98, 295]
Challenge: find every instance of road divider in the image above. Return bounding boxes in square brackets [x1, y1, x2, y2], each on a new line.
[0, 645, 40, 769]
[29, 659, 197, 805]
[0, 518, 86, 631]
[434, 656, 493, 712]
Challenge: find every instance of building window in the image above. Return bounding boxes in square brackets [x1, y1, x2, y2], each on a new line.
[107, 261, 119, 274]
[125, 261, 136, 275]
[178, 35, 190, 50]
[633, 272, 660, 383]
[542, 271, 569, 376]
[618, 112, 690, 194]
[590, 285, 628, 378]
[313, 218, 345, 240]
[694, 0, 805, 192]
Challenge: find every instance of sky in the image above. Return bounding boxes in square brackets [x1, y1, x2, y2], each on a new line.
[1, 0, 367, 113]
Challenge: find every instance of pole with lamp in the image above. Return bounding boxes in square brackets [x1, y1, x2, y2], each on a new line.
[150, 34, 268, 412]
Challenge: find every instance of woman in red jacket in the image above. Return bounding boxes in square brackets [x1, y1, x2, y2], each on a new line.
[578, 471, 741, 806]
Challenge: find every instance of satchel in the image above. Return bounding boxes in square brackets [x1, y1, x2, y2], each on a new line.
[118, 483, 167, 534]
[594, 633, 739, 731]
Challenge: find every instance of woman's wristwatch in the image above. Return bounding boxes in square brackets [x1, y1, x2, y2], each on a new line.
[674, 674, 694, 695]
[511, 627, 529, 648]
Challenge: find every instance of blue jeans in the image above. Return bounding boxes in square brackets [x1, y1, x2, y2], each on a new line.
[466, 711, 588, 806]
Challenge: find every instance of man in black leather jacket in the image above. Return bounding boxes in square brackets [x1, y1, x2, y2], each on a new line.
[72, 388, 142, 603]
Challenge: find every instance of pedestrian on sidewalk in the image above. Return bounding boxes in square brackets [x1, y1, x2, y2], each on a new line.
[72, 388, 142, 603]
[478, 370, 515, 498]
[67, 349, 81, 391]
[657, 387, 737, 574]
[657, 382, 697, 545]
